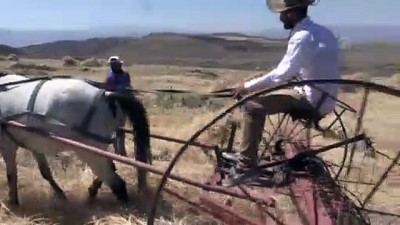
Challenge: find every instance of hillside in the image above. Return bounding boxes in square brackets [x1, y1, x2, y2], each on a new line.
[20, 33, 287, 71]
[0, 44, 24, 56]
[2, 25, 400, 47]
[0, 32, 398, 75]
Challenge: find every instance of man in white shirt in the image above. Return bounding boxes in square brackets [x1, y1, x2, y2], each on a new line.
[222, 0, 341, 177]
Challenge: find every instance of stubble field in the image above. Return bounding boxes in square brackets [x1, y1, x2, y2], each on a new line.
[0, 54, 400, 225]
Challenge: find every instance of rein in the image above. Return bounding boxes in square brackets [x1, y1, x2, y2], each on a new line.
[0, 74, 235, 99]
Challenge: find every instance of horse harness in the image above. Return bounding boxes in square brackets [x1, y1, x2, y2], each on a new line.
[0, 77, 115, 145]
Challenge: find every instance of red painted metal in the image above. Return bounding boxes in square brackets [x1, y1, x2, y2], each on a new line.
[199, 167, 280, 224]
[162, 187, 214, 215]
[286, 141, 339, 225]
[202, 169, 269, 225]
[199, 195, 265, 225]
[5, 121, 358, 225]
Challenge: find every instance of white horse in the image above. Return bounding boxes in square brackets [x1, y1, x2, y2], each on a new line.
[0, 73, 152, 205]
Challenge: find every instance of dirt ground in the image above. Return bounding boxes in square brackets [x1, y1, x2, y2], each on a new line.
[0, 57, 399, 224]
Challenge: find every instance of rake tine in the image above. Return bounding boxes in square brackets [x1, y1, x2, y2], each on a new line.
[346, 88, 369, 177]
[361, 151, 400, 207]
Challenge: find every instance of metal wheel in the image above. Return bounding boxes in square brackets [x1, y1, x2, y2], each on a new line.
[148, 79, 400, 225]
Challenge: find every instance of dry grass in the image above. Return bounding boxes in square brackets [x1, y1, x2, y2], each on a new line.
[0, 58, 400, 224]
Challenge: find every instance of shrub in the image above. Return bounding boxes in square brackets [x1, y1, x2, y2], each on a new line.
[80, 57, 102, 67]
[62, 56, 78, 67]
[9, 62, 57, 72]
[7, 54, 18, 61]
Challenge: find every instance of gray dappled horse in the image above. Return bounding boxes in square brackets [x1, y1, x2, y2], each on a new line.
[0, 74, 152, 205]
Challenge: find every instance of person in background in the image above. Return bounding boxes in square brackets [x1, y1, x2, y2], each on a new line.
[104, 55, 131, 157]
[104, 56, 131, 91]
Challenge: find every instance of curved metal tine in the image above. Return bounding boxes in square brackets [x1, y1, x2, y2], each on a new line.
[266, 115, 277, 135]
[297, 134, 366, 161]
[362, 151, 400, 208]
[345, 87, 370, 177]
[304, 108, 346, 142]
[282, 114, 292, 135]
[258, 113, 288, 163]
[252, 134, 366, 178]
[260, 114, 293, 161]
[357, 207, 400, 219]
[286, 120, 304, 140]
[263, 115, 279, 139]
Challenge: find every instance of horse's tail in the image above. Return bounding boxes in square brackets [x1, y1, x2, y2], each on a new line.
[113, 93, 152, 165]
[108, 92, 152, 189]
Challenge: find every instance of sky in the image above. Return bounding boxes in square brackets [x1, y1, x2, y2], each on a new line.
[1, 0, 399, 32]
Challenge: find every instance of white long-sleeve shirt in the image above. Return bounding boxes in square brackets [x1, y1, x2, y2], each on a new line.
[244, 17, 342, 115]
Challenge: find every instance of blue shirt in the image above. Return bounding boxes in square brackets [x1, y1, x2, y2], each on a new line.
[105, 70, 131, 91]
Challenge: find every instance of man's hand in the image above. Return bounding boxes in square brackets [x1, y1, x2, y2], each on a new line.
[232, 83, 248, 100]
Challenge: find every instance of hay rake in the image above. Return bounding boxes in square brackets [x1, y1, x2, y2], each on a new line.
[146, 79, 400, 225]
[2, 77, 400, 225]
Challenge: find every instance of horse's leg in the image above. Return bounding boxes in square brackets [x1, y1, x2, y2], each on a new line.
[76, 151, 128, 203]
[90, 126, 127, 201]
[87, 177, 103, 201]
[32, 152, 67, 201]
[0, 133, 19, 206]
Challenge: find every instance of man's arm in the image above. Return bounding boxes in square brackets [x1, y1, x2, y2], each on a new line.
[244, 31, 313, 92]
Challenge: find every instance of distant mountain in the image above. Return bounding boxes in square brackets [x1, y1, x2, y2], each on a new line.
[17, 33, 288, 71]
[1, 31, 399, 75]
[0, 27, 148, 47]
[0, 44, 24, 56]
[1, 25, 399, 48]
[19, 32, 288, 60]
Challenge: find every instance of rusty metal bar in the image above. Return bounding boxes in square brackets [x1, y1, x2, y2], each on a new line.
[200, 168, 278, 225]
[120, 128, 216, 150]
[286, 142, 337, 225]
[200, 195, 265, 225]
[163, 187, 214, 215]
[6, 121, 271, 205]
[165, 186, 276, 225]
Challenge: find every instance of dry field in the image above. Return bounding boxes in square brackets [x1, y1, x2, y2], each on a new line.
[0, 57, 400, 224]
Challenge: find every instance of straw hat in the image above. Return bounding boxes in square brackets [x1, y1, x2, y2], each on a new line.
[266, 0, 319, 13]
